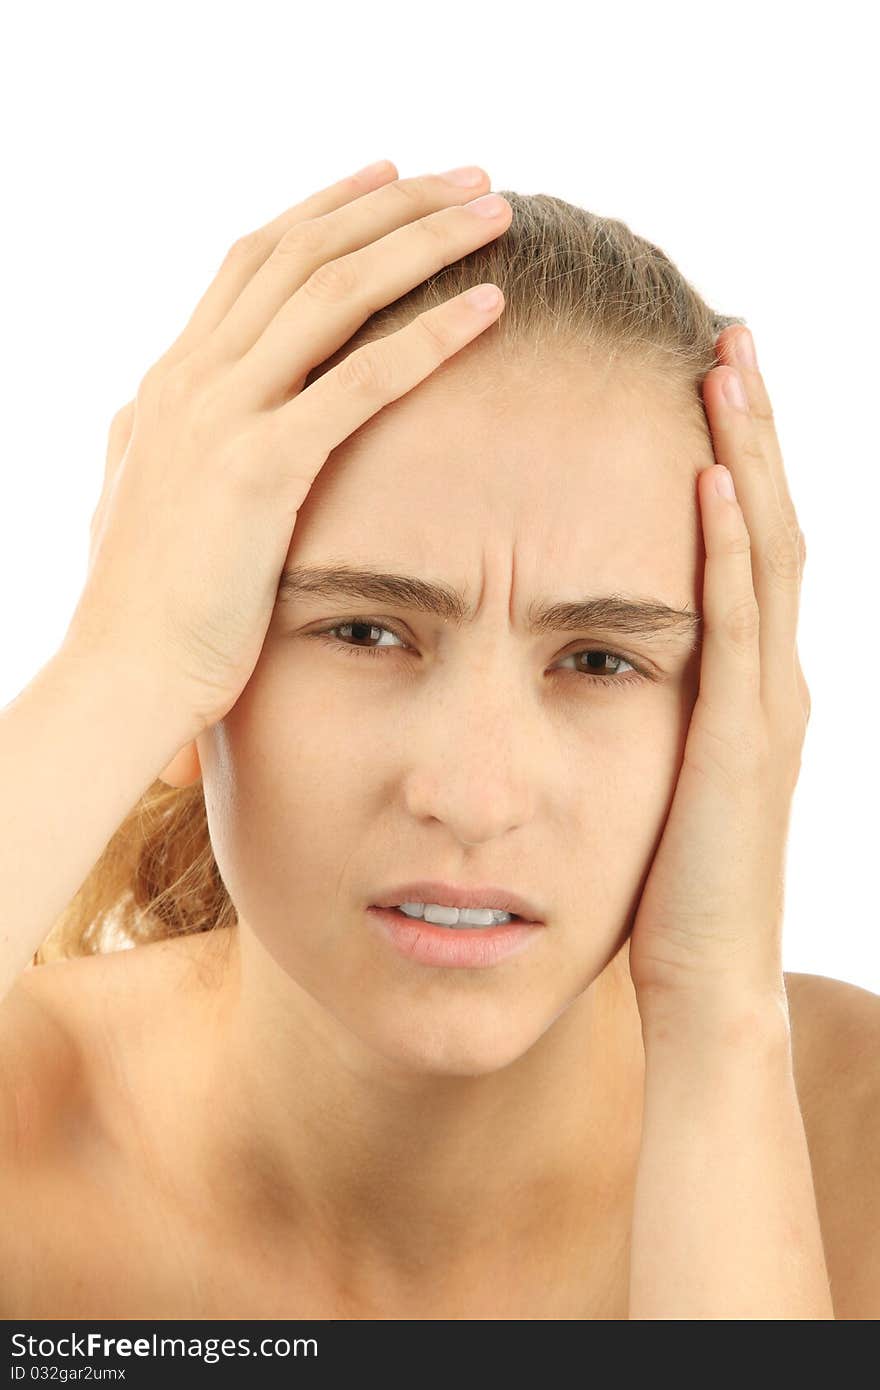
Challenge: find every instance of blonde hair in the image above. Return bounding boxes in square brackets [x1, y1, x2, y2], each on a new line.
[33, 190, 745, 966]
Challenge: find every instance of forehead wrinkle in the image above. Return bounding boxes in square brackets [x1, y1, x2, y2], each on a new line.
[276, 562, 701, 650]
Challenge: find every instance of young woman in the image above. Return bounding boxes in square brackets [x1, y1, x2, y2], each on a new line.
[1, 161, 876, 1320]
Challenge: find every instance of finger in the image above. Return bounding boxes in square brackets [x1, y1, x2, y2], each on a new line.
[280, 284, 505, 495]
[701, 351, 803, 724]
[232, 190, 512, 410]
[695, 463, 762, 731]
[152, 159, 401, 375]
[716, 327, 803, 552]
[199, 168, 492, 378]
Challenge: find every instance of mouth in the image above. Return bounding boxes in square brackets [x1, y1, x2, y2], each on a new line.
[374, 904, 533, 929]
[366, 904, 545, 968]
[370, 880, 545, 927]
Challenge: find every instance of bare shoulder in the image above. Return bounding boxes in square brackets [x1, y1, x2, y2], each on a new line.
[0, 931, 231, 1157]
[785, 969, 880, 1107]
[784, 969, 880, 1319]
[0, 932, 235, 1319]
[0, 961, 84, 1161]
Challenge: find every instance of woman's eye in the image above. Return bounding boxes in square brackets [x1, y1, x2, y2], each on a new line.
[308, 618, 647, 689]
[313, 620, 405, 655]
[556, 649, 636, 680]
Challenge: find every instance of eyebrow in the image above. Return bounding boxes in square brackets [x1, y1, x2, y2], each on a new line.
[276, 564, 701, 648]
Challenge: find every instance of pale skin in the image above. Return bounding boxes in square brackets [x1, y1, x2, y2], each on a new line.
[156, 348, 688, 1316]
[150, 333, 826, 1316]
[2, 160, 862, 1317]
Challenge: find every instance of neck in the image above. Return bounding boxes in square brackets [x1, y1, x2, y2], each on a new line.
[180, 925, 646, 1306]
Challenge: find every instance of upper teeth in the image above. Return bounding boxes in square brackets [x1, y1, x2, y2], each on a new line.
[396, 902, 518, 927]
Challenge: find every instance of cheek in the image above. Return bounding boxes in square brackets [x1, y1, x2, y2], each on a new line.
[198, 667, 384, 936]
[200, 643, 694, 939]
[562, 693, 691, 930]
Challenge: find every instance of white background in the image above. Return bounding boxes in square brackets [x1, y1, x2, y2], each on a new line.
[1, 1, 876, 991]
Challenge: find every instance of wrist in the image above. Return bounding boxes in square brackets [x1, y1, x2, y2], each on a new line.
[637, 982, 792, 1059]
[54, 627, 201, 771]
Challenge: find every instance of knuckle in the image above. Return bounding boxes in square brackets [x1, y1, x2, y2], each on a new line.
[303, 255, 358, 305]
[687, 719, 760, 794]
[728, 718, 772, 781]
[138, 351, 203, 411]
[417, 208, 452, 252]
[751, 397, 776, 427]
[224, 228, 270, 263]
[416, 308, 457, 358]
[386, 177, 426, 211]
[136, 362, 165, 405]
[764, 522, 803, 585]
[722, 596, 761, 647]
[275, 217, 327, 261]
[336, 344, 393, 396]
[717, 530, 752, 563]
[219, 423, 268, 490]
[157, 360, 199, 410]
[109, 400, 136, 435]
[736, 434, 767, 470]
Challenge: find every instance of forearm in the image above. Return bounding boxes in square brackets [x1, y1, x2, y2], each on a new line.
[0, 639, 195, 1001]
[629, 1001, 835, 1319]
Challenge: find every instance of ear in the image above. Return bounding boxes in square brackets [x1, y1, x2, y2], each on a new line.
[158, 740, 203, 788]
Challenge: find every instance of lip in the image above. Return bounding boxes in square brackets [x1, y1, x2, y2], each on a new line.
[369, 880, 545, 924]
[366, 907, 544, 969]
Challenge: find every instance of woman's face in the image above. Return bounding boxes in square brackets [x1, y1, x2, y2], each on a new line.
[197, 347, 713, 1074]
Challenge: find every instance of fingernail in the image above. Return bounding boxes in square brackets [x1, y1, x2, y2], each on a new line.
[465, 193, 509, 218]
[439, 165, 486, 187]
[723, 369, 749, 412]
[734, 328, 758, 370]
[352, 159, 395, 180]
[465, 284, 502, 312]
[715, 466, 736, 500]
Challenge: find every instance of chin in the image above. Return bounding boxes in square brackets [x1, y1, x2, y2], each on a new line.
[349, 996, 565, 1079]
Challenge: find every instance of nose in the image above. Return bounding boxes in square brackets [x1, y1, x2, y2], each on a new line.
[409, 795, 532, 850]
[400, 667, 543, 847]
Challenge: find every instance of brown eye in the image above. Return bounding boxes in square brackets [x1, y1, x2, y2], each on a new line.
[310, 619, 407, 657]
[566, 649, 632, 676]
[555, 648, 645, 689]
[310, 621, 648, 690]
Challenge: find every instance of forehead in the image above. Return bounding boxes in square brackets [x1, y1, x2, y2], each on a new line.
[290, 352, 712, 603]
